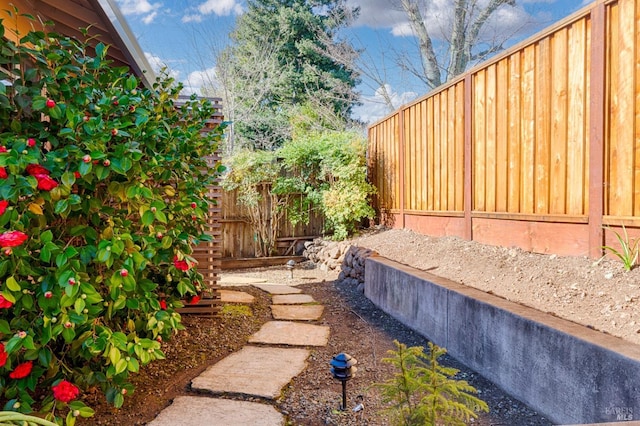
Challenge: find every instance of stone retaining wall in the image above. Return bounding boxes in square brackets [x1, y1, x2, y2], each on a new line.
[365, 255, 640, 424]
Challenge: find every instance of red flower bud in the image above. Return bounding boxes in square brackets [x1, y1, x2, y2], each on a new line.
[111, 128, 118, 136]
[103, 159, 111, 167]
[4, 249, 11, 256]
[0, 167, 6, 179]
[44, 291, 53, 299]
[156, 232, 163, 239]
[83, 115, 90, 122]
[0, 146, 7, 153]
[68, 278, 76, 285]
[159, 299, 167, 310]
[46, 99, 56, 108]
[82, 155, 91, 163]
[64, 322, 73, 328]
[74, 171, 81, 179]
[120, 268, 128, 277]
[27, 138, 36, 147]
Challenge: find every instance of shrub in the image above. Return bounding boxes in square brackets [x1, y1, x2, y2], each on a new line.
[375, 340, 489, 425]
[0, 17, 223, 423]
[278, 131, 375, 240]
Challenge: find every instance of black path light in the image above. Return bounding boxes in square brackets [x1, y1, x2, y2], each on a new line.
[330, 352, 358, 410]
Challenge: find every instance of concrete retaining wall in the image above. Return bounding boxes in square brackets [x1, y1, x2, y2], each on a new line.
[365, 255, 640, 424]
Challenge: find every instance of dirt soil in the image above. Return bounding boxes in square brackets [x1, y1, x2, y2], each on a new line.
[351, 228, 640, 346]
[86, 227, 640, 424]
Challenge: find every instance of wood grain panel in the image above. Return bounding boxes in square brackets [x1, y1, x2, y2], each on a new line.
[550, 28, 568, 215]
[535, 37, 551, 214]
[521, 45, 537, 214]
[508, 52, 522, 213]
[495, 60, 509, 212]
[474, 70, 487, 212]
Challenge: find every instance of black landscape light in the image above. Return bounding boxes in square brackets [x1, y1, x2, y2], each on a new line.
[330, 352, 358, 410]
[286, 259, 296, 279]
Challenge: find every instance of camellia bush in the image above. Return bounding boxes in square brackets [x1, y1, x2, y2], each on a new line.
[0, 18, 223, 424]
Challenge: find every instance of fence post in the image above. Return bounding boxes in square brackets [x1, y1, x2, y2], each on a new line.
[398, 109, 406, 228]
[588, 2, 606, 259]
[464, 74, 473, 241]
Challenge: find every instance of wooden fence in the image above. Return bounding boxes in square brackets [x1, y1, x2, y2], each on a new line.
[220, 186, 325, 259]
[368, 0, 640, 258]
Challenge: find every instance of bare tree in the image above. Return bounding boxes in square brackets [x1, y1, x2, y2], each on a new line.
[398, 0, 516, 89]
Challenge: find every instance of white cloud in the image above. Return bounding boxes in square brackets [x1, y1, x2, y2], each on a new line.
[141, 10, 158, 24]
[144, 52, 180, 80]
[198, 0, 243, 16]
[182, 67, 219, 96]
[182, 14, 203, 23]
[115, 0, 161, 24]
[181, 0, 242, 23]
[352, 84, 417, 124]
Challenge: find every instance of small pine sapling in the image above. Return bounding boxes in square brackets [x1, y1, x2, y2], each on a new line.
[375, 340, 489, 425]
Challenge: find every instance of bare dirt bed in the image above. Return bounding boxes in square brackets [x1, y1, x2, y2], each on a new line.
[351, 228, 640, 346]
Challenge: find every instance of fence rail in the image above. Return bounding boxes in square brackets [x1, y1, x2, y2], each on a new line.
[368, 0, 640, 258]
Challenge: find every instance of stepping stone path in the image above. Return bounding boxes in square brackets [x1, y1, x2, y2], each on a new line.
[149, 279, 329, 426]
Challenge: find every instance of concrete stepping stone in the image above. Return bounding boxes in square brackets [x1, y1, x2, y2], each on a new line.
[191, 346, 310, 399]
[148, 396, 284, 426]
[254, 284, 302, 295]
[249, 321, 330, 346]
[271, 305, 324, 321]
[272, 294, 315, 304]
[219, 275, 268, 287]
[220, 289, 255, 304]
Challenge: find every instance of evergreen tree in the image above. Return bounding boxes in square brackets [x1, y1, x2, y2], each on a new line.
[218, 0, 360, 150]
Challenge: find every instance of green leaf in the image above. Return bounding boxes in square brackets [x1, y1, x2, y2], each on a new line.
[31, 97, 46, 110]
[54, 199, 69, 214]
[40, 230, 53, 243]
[5, 276, 20, 292]
[0, 319, 10, 334]
[154, 210, 167, 223]
[49, 104, 63, 119]
[141, 210, 154, 226]
[74, 298, 86, 314]
[78, 160, 92, 175]
[62, 171, 76, 187]
[5, 335, 23, 354]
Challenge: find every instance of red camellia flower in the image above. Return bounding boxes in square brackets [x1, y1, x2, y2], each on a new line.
[0, 167, 7, 179]
[0, 231, 28, 247]
[36, 175, 58, 191]
[26, 164, 50, 176]
[0, 295, 12, 309]
[189, 295, 201, 305]
[173, 256, 191, 271]
[52, 380, 80, 403]
[0, 200, 8, 216]
[159, 299, 167, 310]
[9, 361, 32, 379]
[0, 343, 7, 367]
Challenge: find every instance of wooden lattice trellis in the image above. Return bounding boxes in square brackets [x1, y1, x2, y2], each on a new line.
[176, 96, 224, 316]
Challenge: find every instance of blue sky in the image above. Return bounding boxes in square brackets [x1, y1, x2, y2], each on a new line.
[114, 0, 592, 123]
